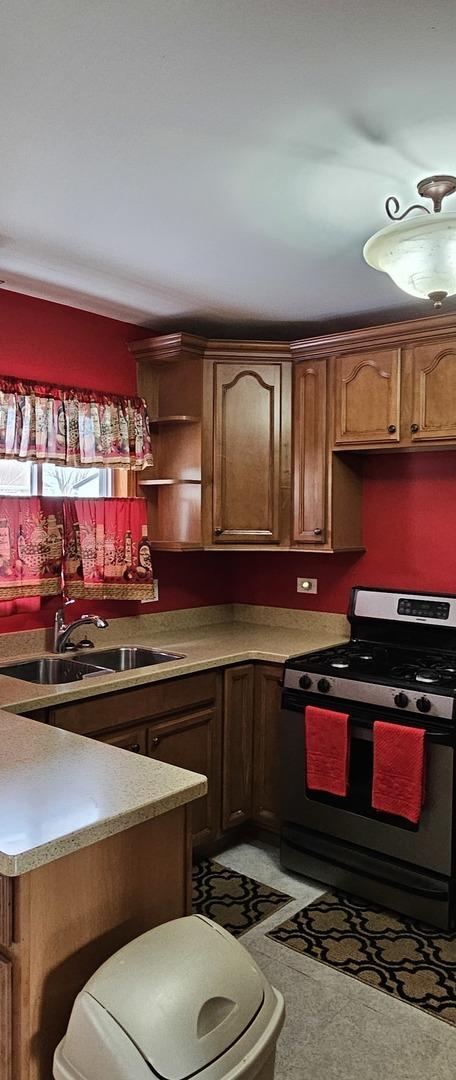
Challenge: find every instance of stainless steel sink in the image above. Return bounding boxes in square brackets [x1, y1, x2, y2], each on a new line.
[0, 657, 113, 684]
[84, 646, 185, 671]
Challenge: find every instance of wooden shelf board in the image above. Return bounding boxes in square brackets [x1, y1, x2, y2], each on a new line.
[201, 545, 367, 553]
[147, 542, 203, 550]
[149, 415, 201, 426]
[139, 478, 202, 486]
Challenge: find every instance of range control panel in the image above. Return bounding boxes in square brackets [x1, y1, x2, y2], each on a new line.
[398, 598, 450, 621]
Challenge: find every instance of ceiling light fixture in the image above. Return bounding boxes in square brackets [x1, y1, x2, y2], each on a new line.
[363, 174, 456, 309]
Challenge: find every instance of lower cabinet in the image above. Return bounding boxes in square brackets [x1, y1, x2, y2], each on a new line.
[52, 671, 223, 850]
[0, 953, 12, 1080]
[222, 665, 254, 830]
[51, 662, 283, 847]
[147, 705, 222, 847]
[252, 664, 282, 832]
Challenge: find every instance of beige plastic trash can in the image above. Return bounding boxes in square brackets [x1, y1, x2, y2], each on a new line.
[53, 914, 285, 1080]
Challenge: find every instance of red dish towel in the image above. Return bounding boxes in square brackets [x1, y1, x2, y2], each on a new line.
[305, 706, 350, 797]
[372, 722, 425, 824]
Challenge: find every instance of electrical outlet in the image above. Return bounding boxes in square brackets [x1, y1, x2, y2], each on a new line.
[297, 577, 317, 595]
[140, 578, 159, 603]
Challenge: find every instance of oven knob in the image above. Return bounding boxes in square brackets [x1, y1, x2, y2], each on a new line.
[416, 696, 431, 713]
[317, 678, 331, 694]
[299, 674, 312, 689]
[394, 692, 409, 708]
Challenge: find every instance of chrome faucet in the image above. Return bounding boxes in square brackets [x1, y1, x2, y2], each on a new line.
[54, 608, 109, 653]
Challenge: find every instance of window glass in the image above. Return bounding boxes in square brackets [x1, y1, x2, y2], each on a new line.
[0, 461, 35, 496]
[0, 462, 112, 497]
[42, 464, 111, 498]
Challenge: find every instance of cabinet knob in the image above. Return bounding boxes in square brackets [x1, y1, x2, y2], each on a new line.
[129, 742, 141, 753]
[388, 424, 396, 434]
[411, 423, 419, 434]
[150, 736, 160, 748]
[214, 527, 223, 536]
[313, 527, 322, 535]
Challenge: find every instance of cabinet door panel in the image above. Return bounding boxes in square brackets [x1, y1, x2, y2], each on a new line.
[97, 726, 147, 755]
[293, 359, 327, 543]
[0, 954, 12, 1080]
[252, 665, 282, 832]
[222, 665, 254, 830]
[213, 363, 282, 543]
[406, 340, 456, 442]
[0, 878, 12, 946]
[148, 707, 221, 847]
[334, 349, 400, 446]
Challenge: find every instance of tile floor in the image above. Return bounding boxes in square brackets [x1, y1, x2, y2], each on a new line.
[216, 841, 456, 1080]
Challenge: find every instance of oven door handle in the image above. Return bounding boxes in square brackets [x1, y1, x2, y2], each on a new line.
[281, 699, 455, 747]
[351, 721, 454, 745]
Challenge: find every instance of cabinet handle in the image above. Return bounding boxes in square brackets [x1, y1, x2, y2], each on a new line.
[129, 742, 141, 753]
[388, 424, 396, 434]
[411, 423, 419, 433]
[150, 736, 160, 748]
[214, 527, 223, 536]
[313, 528, 322, 536]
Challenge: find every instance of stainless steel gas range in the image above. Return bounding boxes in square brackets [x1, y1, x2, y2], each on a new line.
[280, 587, 456, 929]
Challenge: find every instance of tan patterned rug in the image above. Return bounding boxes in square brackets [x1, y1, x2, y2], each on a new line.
[268, 890, 456, 1025]
[192, 858, 292, 937]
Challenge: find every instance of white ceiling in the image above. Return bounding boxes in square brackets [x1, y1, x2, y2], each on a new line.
[2, 0, 456, 334]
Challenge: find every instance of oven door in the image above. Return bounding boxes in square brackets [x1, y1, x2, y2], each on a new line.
[281, 691, 455, 876]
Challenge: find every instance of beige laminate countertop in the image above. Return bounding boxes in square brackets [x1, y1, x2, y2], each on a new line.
[0, 606, 348, 878]
[0, 709, 207, 876]
[0, 618, 348, 713]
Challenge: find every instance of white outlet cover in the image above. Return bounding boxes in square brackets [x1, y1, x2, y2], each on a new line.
[297, 577, 317, 595]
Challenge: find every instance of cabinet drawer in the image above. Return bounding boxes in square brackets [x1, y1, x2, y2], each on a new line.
[51, 671, 218, 735]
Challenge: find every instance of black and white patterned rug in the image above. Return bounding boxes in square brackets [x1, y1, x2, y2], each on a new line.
[268, 889, 456, 1025]
[192, 857, 292, 937]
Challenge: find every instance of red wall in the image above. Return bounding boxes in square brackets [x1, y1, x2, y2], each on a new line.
[229, 451, 456, 614]
[2, 289, 456, 634]
[0, 290, 233, 633]
[0, 289, 139, 394]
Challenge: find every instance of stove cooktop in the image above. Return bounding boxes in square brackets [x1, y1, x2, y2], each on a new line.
[283, 588, 456, 721]
[287, 643, 456, 692]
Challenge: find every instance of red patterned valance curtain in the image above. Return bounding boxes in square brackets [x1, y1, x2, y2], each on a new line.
[63, 498, 155, 600]
[0, 376, 153, 469]
[0, 497, 63, 598]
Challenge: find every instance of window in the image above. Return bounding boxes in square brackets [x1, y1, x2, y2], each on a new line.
[0, 461, 112, 498]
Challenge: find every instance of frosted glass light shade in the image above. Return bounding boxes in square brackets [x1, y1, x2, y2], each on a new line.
[363, 212, 456, 302]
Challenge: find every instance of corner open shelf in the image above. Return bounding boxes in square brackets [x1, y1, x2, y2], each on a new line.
[139, 478, 201, 486]
[148, 415, 200, 426]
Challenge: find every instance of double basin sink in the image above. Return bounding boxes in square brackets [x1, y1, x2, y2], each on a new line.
[0, 647, 185, 685]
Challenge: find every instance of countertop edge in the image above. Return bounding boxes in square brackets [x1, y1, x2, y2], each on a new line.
[0, 772, 207, 877]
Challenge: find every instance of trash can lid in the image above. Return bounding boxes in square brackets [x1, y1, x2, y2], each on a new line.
[82, 915, 265, 1080]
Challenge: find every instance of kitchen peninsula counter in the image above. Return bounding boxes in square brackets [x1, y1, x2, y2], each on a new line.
[0, 709, 206, 1080]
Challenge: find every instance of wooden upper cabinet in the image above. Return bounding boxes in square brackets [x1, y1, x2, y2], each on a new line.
[404, 338, 456, 444]
[293, 359, 327, 544]
[333, 348, 401, 447]
[212, 361, 286, 544]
